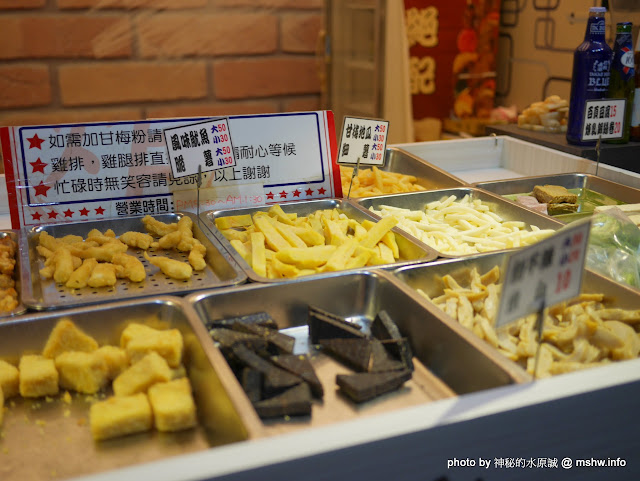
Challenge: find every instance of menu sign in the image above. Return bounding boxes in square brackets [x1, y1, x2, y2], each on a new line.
[337, 116, 390, 166]
[1, 111, 339, 228]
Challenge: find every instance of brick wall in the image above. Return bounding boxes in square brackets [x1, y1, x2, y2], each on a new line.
[0, 0, 324, 128]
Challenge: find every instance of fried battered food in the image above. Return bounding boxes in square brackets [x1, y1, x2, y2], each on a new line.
[156, 216, 195, 252]
[144, 252, 192, 280]
[112, 253, 146, 283]
[119, 231, 154, 250]
[66, 258, 99, 289]
[71, 241, 128, 262]
[188, 241, 207, 271]
[0, 288, 18, 311]
[0, 273, 14, 289]
[143, 215, 179, 237]
[87, 263, 123, 288]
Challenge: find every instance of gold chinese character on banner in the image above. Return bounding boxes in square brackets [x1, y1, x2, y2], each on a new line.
[405, 6, 439, 48]
[410, 56, 436, 95]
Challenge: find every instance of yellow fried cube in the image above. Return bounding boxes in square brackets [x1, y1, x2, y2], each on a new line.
[95, 345, 128, 380]
[113, 352, 172, 397]
[89, 393, 152, 441]
[123, 325, 183, 368]
[19, 355, 59, 397]
[120, 322, 158, 348]
[42, 319, 99, 358]
[148, 378, 197, 432]
[0, 359, 19, 398]
[55, 351, 109, 394]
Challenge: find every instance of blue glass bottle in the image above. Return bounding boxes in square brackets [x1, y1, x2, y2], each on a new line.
[566, 7, 613, 145]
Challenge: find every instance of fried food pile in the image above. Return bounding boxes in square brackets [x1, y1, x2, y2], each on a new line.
[517, 95, 569, 133]
[216, 204, 402, 279]
[37, 215, 206, 288]
[369, 195, 555, 255]
[0, 235, 19, 312]
[340, 165, 427, 198]
[418, 266, 640, 378]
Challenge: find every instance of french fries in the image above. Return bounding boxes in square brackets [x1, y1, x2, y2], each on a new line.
[218, 205, 402, 279]
[340, 165, 427, 198]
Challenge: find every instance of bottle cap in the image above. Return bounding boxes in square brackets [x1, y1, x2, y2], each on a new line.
[589, 7, 607, 12]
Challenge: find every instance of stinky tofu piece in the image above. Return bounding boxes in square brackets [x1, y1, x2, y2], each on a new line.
[124, 326, 184, 368]
[148, 378, 197, 432]
[120, 322, 159, 348]
[55, 351, 109, 394]
[42, 319, 99, 358]
[95, 345, 129, 380]
[113, 352, 172, 397]
[0, 359, 20, 398]
[90, 393, 153, 441]
[19, 354, 59, 397]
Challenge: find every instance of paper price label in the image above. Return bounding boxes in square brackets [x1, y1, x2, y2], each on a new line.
[496, 219, 591, 328]
[337, 116, 389, 166]
[164, 118, 235, 178]
[581, 99, 627, 141]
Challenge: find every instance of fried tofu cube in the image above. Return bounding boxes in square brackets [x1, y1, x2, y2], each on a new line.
[42, 319, 99, 358]
[120, 323, 158, 348]
[148, 378, 197, 432]
[122, 324, 183, 368]
[19, 355, 59, 397]
[55, 351, 109, 394]
[0, 359, 19, 398]
[89, 393, 152, 441]
[95, 345, 128, 380]
[113, 352, 171, 397]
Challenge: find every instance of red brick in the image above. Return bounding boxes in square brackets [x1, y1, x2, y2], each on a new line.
[0, 64, 51, 108]
[0, 0, 46, 8]
[0, 15, 131, 59]
[146, 101, 279, 119]
[0, 108, 142, 127]
[59, 61, 207, 106]
[212, 0, 322, 8]
[137, 13, 277, 58]
[281, 13, 322, 53]
[57, 0, 206, 9]
[282, 96, 321, 113]
[213, 58, 321, 100]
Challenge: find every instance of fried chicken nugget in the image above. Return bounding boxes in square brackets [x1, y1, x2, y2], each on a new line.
[142, 215, 179, 237]
[119, 231, 154, 250]
[0, 274, 15, 288]
[87, 263, 123, 288]
[188, 241, 207, 271]
[66, 258, 98, 289]
[143, 252, 192, 280]
[112, 253, 146, 282]
[0, 288, 18, 311]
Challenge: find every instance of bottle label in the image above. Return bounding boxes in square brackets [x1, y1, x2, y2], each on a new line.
[588, 59, 611, 91]
[621, 50, 634, 69]
[589, 18, 605, 35]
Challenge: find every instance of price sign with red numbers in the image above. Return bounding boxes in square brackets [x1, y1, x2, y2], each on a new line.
[337, 116, 389, 166]
[496, 219, 591, 328]
[581, 99, 626, 141]
[164, 118, 235, 178]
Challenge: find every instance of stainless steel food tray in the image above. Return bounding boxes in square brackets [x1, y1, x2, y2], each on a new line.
[184, 269, 527, 437]
[0, 296, 261, 481]
[392, 251, 640, 378]
[199, 198, 439, 283]
[0, 230, 27, 318]
[340, 147, 467, 198]
[475, 173, 640, 223]
[20, 212, 247, 310]
[352, 187, 565, 258]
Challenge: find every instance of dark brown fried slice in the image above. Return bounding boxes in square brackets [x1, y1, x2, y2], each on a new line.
[253, 382, 312, 419]
[336, 370, 412, 403]
[271, 354, 323, 398]
[318, 337, 405, 373]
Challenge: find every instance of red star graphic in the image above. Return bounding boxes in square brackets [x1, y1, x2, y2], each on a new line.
[305, 188, 313, 196]
[79, 207, 90, 216]
[33, 181, 51, 197]
[318, 187, 326, 195]
[292, 189, 301, 198]
[64, 209, 74, 218]
[95, 206, 105, 215]
[279, 190, 288, 199]
[30, 158, 47, 174]
[31, 211, 42, 221]
[27, 134, 45, 150]
[266, 191, 275, 200]
[48, 211, 58, 219]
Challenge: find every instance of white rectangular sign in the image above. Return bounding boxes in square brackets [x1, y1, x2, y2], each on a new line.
[496, 219, 591, 328]
[164, 118, 235, 178]
[337, 116, 389, 166]
[581, 98, 627, 141]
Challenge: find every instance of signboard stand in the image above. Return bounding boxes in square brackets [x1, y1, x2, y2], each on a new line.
[532, 305, 546, 380]
[346, 156, 362, 199]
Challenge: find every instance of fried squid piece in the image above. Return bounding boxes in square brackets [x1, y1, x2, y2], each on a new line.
[71, 240, 128, 262]
[112, 253, 146, 282]
[119, 231, 154, 250]
[142, 215, 178, 237]
[87, 263, 123, 288]
[66, 258, 98, 289]
[188, 241, 207, 271]
[143, 252, 192, 280]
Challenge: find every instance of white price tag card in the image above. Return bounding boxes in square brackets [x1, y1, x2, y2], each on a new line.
[164, 118, 235, 178]
[496, 219, 591, 328]
[337, 116, 389, 166]
[581, 99, 627, 141]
